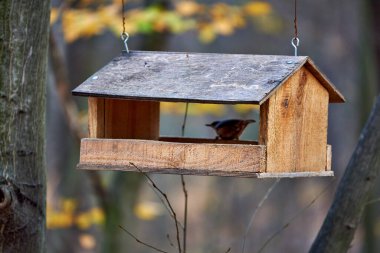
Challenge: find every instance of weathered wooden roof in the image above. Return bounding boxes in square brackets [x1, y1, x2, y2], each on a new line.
[72, 51, 345, 104]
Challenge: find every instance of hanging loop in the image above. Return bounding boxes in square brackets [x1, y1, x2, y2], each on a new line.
[121, 32, 129, 53]
[291, 37, 300, 56]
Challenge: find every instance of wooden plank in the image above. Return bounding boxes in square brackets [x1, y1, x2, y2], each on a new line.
[88, 97, 105, 138]
[326, 145, 332, 171]
[72, 51, 309, 104]
[78, 138, 266, 176]
[104, 99, 159, 139]
[297, 68, 329, 171]
[304, 59, 345, 103]
[260, 67, 329, 173]
[159, 137, 258, 145]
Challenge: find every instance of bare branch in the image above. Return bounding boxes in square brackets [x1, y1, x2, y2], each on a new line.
[310, 96, 380, 253]
[181, 103, 189, 137]
[119, 225, 168, 253]
[144, 177, 184, 229]
[181, 175, 188, 253]
[366, 197, 380, 205]
[257, 179, 335, 253]
[241, 179, 281, 253]
[167, 234, 175, 248]
[130, 162, 182, 253]
[180, 103, 189, 253]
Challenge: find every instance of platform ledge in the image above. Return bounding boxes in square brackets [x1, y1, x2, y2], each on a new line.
[254, 171, 334, 178]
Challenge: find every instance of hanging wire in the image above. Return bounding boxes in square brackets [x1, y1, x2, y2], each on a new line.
[291, 0, 300, 56]
[121, 0, 129, 53]
[294, 0, 298, 39]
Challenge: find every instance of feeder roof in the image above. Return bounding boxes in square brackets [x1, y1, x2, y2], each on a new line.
[72, 51, 345, 104]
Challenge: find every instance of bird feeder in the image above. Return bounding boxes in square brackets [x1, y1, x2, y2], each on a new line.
[72, 51, 344, 178]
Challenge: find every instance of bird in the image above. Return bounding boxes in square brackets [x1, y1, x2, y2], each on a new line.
[205, 119, 256, 140]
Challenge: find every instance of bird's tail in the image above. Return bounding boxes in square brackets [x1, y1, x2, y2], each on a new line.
[244, 119, 256, 124]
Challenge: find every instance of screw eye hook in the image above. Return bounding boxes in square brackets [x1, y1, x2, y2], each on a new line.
[121, 32, 129, 53]
[291, 37, 300, 56]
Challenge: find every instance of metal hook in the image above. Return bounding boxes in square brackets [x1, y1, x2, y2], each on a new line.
[121, 32, 129, 53]
[291, 37, 300, 56]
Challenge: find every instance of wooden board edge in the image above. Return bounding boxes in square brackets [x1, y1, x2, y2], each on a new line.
[77, 164, 333, 178]
[326, 144, 332, 171]
[304, 59, 345, 103]
[77, 164, 265, 177]
[254, 171, 334, 178]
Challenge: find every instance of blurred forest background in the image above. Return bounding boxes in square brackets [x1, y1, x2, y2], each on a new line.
[46, 0, 379, 252]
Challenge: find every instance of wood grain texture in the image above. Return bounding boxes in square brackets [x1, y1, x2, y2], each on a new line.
[260, 67, 329, 173]
[103, 99, 160, 139]
[72, 51, 344, 104]
[88, 97, 105, 138]
[78, 138, 266, 176]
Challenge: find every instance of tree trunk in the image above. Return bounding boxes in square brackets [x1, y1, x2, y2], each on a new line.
[0, 1, 50, 252]
[309, 96, 380, 253]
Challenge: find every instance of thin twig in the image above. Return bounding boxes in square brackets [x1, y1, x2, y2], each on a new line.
[149, 182, 185, 228]
[130, 163, 182, 253]
[119, 225, 168, 253]
[181, 175, 188, 253]
[225, 248, 231, 253]
[180, 103, 189, 253]
[142, 176, 184, 229]
[257, 179, 335, 253]
[167, 234, 175, 248]
[181, 103, 189, 137]
[241, 179, 281, 253]
[366, 197, 380, 205]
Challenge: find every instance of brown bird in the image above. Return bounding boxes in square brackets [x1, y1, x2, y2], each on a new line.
[205, 119, 256, 140]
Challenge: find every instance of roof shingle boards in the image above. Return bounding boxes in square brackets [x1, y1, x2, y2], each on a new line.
[72, 51, 344, 104]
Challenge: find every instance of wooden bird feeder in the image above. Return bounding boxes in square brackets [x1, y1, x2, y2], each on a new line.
[72, 51, 345, 178]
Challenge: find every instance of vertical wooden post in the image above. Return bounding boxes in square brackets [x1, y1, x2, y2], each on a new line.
[259, 67, 329, 173]
[88, 97, 105, 138]
[88, 98, 160, 140]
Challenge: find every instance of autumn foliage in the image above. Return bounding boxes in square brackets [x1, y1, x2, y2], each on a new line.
[51, 0, 278, 43]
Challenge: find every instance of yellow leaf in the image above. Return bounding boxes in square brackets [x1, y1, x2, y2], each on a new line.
[50, 8, 59, 25]
[199, 25, 216, 43]
[244, 2, 272, 16]
[62, 198, 77, 213]
[233, 104, 259, 114]
[47, 211, 74, 229]
[76, 212, 92, 230]
[79, 234, 96, 250]
[190, 104, 226, 116]
[212, 19, 234, 35]
[210, 3, 229, 18]
[175, 1, 203, 17]
[134, 201, 164, 221]
[90, 207, 105, 225]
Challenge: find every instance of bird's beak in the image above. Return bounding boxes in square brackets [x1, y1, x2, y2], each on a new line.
[205, 124, 212, 127]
